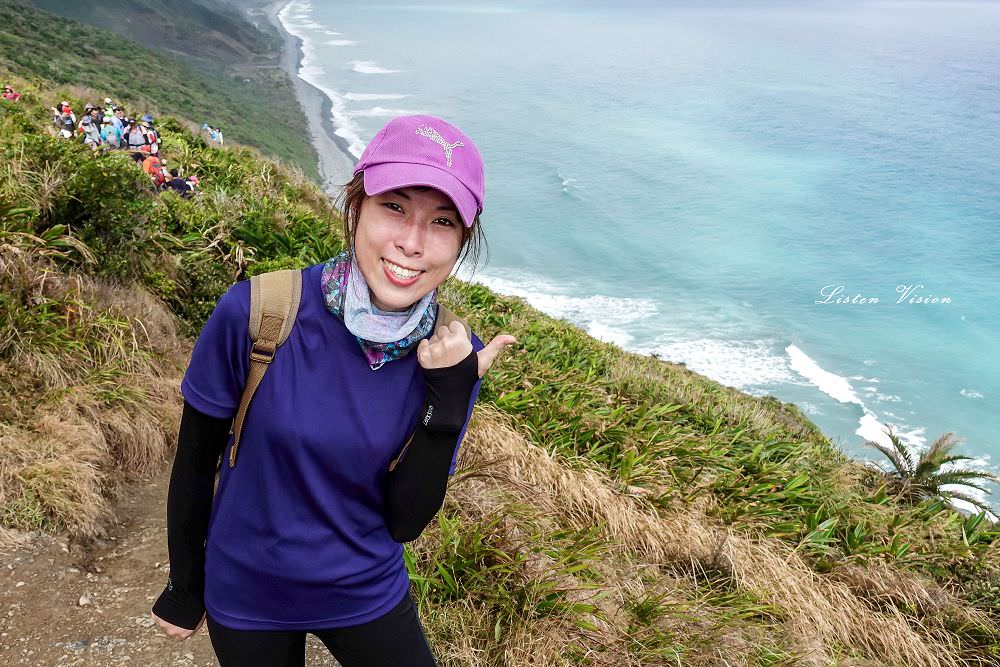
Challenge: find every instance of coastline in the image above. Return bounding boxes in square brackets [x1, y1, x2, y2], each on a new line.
[264, 0, 357, 198]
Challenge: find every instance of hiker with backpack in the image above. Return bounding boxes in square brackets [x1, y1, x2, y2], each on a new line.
[142, 153, 168, 187]
[52, 101, 75, 138]
[79, 116, 102, 149]
[2, 84, 21, 102]
[125, 118, 150, 150]
[141, 114, 160, 155]
[101, 114, 122, 149]
[150, 114, 516, 666]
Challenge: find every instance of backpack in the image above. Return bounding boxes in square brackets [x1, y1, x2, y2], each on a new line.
[226, 268, 472, 468]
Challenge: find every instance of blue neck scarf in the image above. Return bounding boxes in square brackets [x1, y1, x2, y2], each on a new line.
[320, 249, 438, 370]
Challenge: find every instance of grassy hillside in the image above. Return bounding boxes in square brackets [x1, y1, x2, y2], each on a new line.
[0, 0, 318, 180]
[3, 61, 1000, 667]
[30, 0, 276, 66]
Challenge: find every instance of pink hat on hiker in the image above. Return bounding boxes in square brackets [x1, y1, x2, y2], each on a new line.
[354, 115, 484, 228]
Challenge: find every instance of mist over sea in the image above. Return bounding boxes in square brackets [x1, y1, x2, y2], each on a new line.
[278, 1, 1000, 493]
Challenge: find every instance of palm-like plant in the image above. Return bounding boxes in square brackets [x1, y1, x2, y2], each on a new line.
[865, 424, 999, 514]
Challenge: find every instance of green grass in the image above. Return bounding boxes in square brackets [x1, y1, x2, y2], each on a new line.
[0, 0, 318, 179]
[3, 51, 1000, 663]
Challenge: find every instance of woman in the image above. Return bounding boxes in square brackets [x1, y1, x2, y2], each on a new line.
[125, 118, 149, 150]
[79, 116, 102, 149]
[150, 115, 515, 666]
[100, 114, 122, 149]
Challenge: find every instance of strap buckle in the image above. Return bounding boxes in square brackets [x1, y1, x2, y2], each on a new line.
[250, 341, 276, 364]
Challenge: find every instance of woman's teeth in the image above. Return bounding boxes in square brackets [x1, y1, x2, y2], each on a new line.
[382, 258, 422, 279]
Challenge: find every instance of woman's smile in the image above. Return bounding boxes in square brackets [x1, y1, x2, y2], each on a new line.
[381, 257, 424, 286]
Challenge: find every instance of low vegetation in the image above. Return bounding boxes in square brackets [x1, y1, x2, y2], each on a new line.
[0, 0, 318, 179]
[2, 30, 1000, 667]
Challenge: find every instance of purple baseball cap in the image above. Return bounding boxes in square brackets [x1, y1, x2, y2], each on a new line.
[354, 114, 484, 228]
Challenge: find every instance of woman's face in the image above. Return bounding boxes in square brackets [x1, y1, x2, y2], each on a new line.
[353, 186, 464, 312]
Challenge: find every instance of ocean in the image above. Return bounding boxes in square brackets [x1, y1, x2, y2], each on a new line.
[277, 0, 1000, 500]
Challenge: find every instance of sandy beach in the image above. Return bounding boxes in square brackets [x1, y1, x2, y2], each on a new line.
[264, 0, 357, 198]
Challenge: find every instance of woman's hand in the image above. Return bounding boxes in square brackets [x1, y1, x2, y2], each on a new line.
[150, 610, 205, 640]
[417, 321, 517, 378]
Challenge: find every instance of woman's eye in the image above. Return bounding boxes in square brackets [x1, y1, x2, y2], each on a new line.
[381, 203, 452, 226]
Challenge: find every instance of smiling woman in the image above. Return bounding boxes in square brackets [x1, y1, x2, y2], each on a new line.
[151, 114, 517, 667]
[355, 186, 464, 312]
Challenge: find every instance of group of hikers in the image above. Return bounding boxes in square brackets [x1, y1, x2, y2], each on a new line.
[47, 95, 200, 198]
[201, 123, 224, 145]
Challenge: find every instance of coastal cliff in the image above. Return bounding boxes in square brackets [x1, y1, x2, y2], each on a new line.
[1, 1, 999, 664]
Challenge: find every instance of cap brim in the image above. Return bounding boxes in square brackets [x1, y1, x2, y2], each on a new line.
[362, 162, 478, 228]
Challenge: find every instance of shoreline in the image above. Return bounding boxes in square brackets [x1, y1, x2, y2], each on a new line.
[264, 0, 357, 198]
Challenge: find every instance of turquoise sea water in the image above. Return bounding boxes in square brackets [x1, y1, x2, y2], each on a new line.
[279, 0, 1000, 503]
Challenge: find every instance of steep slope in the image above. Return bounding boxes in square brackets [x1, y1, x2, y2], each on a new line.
[0, 0, 318, 179]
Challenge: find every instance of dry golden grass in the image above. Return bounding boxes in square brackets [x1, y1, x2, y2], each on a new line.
[440, 404, 985, 666]
[0, 249, 185, 552]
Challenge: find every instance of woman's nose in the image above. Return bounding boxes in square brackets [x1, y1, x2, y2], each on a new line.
[395, 219, 426, 255]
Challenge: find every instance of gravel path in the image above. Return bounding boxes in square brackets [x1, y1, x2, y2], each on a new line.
[0, 464, 340, 666]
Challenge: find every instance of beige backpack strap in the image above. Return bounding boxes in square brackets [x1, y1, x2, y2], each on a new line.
[436, 303, 471, 341]
[228, 269, 302, 468]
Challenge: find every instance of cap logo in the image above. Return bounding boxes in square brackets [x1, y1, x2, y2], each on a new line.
[415, 125, 464, 168]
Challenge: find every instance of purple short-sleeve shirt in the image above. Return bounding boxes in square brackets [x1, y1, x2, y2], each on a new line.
[181, 263, 483, 630]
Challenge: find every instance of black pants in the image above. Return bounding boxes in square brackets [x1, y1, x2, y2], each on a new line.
[205, 590, 437, 666]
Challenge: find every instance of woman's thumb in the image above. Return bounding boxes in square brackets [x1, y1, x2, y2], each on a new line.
[476, 334, 517, 377]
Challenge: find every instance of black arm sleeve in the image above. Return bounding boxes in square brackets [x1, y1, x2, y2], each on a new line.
[151, 401, 231, 630]
[385, 347, 480, 543]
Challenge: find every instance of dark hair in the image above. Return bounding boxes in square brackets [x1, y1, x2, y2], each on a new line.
[335, 171, 487, 277]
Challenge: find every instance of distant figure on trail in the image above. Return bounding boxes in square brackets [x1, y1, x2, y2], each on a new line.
[163, 168, 197, 199]
[80, 116, 102, 149]
[111, 106, 127, 135]
[202, 124, 224, 146]
[101, 114, 122, 149]
[142, 153, 168, 187]
[2, 85, 21, 101]
[141, 114, 159, 155]
[52, 101, 76, 137]
[126, 119, 150, 150]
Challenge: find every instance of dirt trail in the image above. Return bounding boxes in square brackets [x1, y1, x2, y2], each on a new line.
[0, 463, 339, 666]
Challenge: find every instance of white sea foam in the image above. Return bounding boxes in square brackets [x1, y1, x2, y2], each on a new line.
[279, 1, 377, 158]
[786, 344, 864, 406]
[557, 169, 582, 193]
[456, 268, 655, 350]
[327, 39, 356, 46]
[649, 338, 797, 390]
[347, 106, 424, 118]
[388, 5, 522, 13]
[960, 389, 985, 398]
[587, 321, 634, 347]
[344, 93, 411, 101]
[350, 61, 403, 74]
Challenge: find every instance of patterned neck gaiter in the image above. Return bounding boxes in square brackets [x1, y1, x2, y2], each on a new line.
[320, 248, 438, 370]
